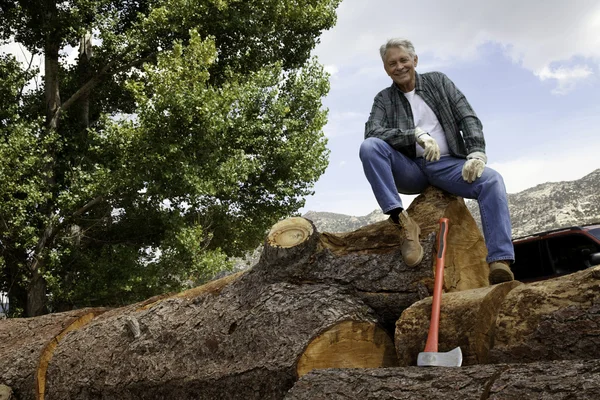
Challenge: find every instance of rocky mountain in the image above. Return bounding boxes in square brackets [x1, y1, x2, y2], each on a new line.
[303, 169, 600, 238]
[301, 210, 388, 233]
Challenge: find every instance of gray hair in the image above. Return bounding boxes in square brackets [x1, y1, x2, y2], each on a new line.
[379, 38, 416, 61]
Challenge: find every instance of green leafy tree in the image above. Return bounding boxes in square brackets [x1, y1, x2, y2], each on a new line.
[0, 0, 339, 316]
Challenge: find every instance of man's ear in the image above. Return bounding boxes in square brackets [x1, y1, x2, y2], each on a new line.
[414, 54, 418, 67]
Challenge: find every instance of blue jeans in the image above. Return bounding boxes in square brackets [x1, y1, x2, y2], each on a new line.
[359, 137, 514, 263]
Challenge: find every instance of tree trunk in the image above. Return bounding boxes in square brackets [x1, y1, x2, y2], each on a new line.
[42, 283, 389, 400]
[406, 186, 490, 291]
[25, 268, 48, 318]
[23, 4, 63, 317]
[284, 359, 600, 400]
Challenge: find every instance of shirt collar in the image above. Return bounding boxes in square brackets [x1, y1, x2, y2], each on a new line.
[390, 72, 423, 94]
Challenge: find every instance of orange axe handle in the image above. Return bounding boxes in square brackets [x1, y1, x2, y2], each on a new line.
[423, 217, 449, 353]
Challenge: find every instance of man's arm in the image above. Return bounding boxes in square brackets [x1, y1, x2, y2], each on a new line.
[364, 93, 417, 150]
[441, 74, 486, 154]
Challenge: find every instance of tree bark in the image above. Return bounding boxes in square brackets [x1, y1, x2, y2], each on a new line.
[395, 281, 522, 366]
[42, 282, 388, 400]
[490, 265, 600, 363]
[0, 308, 106, 400]
[284, 359, 600, 400]
[0, 189, 524, 399]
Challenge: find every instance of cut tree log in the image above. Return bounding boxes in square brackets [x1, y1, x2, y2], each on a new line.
[296, 320, 398, 377]
[250, 214, 438, 332]
[0, 308, 106, 400]
[43, 282, 391, 400]
[284, 359, 600, 400]
[395, 281, 521, 366]
[395, 266, 600, 367]
[0, 187, 497, 400]
[406, 186, 489, 291]
[490, 265, 600, 363]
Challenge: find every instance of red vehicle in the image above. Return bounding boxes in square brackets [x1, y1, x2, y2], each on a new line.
[510, 224, 600, 282]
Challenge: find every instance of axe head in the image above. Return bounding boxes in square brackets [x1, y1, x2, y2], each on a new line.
[417, 346, 463, 367]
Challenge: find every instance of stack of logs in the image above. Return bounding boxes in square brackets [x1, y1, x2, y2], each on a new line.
[1, 187, 600, 400]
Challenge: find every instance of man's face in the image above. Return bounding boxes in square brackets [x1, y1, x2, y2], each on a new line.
[383, 47, 418, 92]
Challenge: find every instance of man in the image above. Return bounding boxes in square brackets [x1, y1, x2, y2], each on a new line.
[359, 38, 514, 284]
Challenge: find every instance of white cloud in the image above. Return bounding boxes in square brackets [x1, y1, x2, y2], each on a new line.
[315, 0, 600, 92]
[535, 65, 593, 95]
[324, 64, 339, 77]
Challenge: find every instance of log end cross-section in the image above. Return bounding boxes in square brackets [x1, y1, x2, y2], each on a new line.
[296, 320, 398, 377]
[260, 217, 320, 267]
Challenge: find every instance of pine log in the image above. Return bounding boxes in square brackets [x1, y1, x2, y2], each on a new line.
[406, 186, 489, 291]
[251, 216, 438, 332]
[284, 359, 600, 400]
[1, 188, 492, 400]
[0, 308, 106, 400]
[490, 265, 600, 363]
[42, 282, 390, 400]
[395, 281, 522, 366]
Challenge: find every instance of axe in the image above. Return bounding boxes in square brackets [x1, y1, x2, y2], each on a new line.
[417, 217, 463, 367]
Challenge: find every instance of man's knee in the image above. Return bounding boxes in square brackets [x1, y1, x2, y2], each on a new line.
[359, 137, 388, 161]
[480, 168, 508, 194]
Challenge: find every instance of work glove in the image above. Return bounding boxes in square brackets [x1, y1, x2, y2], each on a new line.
[414, 127, 440, 162]
[462, 151, 487, 183]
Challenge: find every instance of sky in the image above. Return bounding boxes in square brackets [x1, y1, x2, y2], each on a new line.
[2, 1, 600, 218]
[299, 0, 600, 216]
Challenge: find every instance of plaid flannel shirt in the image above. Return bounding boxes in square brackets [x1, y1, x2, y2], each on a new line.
[364, 71, 485, 159]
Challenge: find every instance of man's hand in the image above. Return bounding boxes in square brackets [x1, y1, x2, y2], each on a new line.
[462, 152, 487, 183]
[414, 127, 440, 162]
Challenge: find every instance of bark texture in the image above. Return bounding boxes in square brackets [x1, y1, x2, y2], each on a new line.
[5, 187, 576, 400]
[0, 308, 105, 400]
[490, 265, 600, 363]
[44, 282, 384, 400]
[395, 281, 522, 366]
[284, 359, 600, 400]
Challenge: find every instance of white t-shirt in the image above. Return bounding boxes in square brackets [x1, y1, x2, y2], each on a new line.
[403, 89, 450, 158]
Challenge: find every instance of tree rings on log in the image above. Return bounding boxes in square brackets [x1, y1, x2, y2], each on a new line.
[268, 217, 314, 248]
[260, 217, 319, 266]
[395, 281, 521, 366]
[296, 320, 398, 377]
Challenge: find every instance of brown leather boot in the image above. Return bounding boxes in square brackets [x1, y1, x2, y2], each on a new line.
[390, 211, 423, 267]
[489, 261, 514, 284]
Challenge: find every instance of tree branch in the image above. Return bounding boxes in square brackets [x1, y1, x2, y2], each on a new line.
[56, 53, 156, 118]
[28, 195, 105, 273]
